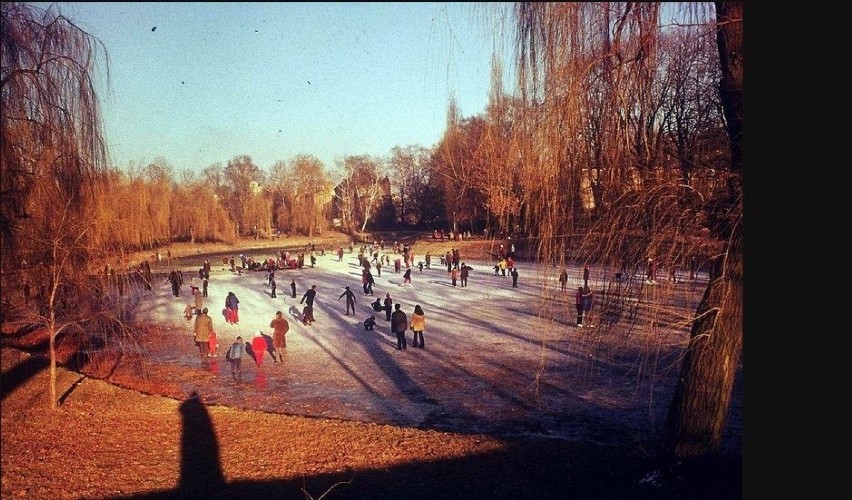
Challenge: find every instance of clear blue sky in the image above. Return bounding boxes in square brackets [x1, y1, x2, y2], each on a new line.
[35, 2, 513, 174]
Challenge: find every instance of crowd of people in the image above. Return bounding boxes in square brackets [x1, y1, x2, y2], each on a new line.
[166, 234, 638, 385]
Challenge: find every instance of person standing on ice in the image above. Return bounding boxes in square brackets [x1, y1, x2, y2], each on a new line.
[301, 284, 317, 308]
[193, 307, 213, 359]
[383, 293, 393, 321]
[270, 311, 289, 360]
[409, 304, 426, 349]
[575, 286, 585, 327]
[339, 286, 357, 316]
[225, 291, 240, 324]
[391, 303, 408, 350]
[460, 263, 470, 287]
[225, 336, 245, 382]
[645, 258, 657, 285]
[581, 286, 594, 328]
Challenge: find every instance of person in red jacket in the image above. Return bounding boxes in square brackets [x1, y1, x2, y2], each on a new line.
[251, 331, 267, 367]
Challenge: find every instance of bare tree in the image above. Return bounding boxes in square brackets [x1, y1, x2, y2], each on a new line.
[334, 155, 387, 233]
[503, 1, 743, 467]
[144, 157, 174, 247]
[1, 2, 129, 408]
[289, 154, 333, 237]
[431, 102, 491, 233]
[223, 155, 265, 236]
[267, 160, 294, 234]
[388, 146, 431, 228]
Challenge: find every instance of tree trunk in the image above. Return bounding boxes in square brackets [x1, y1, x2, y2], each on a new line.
[49, 323, 58, 410]
[660, 0, 743, 463]
[661, 224, 742, 459]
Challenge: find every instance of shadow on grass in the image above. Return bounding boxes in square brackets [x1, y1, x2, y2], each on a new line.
[0, 353, 48, 401]
[104, 389, 741, 500]
[116, 418, 741, 500]
[175, 391, 227, 497]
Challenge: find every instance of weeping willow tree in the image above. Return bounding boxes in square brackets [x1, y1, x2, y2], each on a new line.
[289, 154, 334, 237]
[1, 2, 144, 409]
[499, 1, 743, 467]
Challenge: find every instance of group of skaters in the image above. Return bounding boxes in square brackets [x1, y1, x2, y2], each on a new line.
[189, 285, 294, 382]
[225, 248, 319, 274]
[170, 247, 322, 382]
[362, 294, 426, 350]
[431, 229, 473, 242]
[179, 235, 676, 383]
[219, 310, 292, 382]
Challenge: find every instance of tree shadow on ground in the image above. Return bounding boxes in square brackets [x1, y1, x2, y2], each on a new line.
[117, 420, 741, 500]
[0, 353, 48, 401]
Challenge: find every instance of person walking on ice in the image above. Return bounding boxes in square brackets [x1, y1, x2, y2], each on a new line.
[251, 331, 268, 367]
[301, 284, 317, 308]
[270, 310, 289, 361]
[225, 336, 245, 382]
[339, 286, 357, 316]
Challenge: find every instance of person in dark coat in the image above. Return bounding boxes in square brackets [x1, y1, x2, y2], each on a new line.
[383, 293, 393, 321]
[511, 267, 519, 288]
[390, 303, 408, 350]
[168, 269, 180, 297]
[225, 291, 240, 324]
[581, 286, 594, 327]
[366, 271, 375, 295]
[339, 286, 357, 315]
[575, 286, 585, 327]
[363, 315, 376, 331]
[261, 332, 279, 364]
[270, 276, 277, 298]
[460, 263, 470, 287]
[371, 297, 382, 311]
[290, 279, 297, 298]
[302, 304, 315, 325]
[244, 337, 258, 365]
[301, 284, 317, 307]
